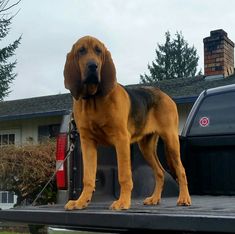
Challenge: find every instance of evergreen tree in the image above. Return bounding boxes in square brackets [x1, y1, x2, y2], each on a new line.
[140, 31, 199, 84]
[0, 0, 21, 100]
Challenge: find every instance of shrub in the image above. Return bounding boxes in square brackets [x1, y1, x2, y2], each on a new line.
[0, 141, 57, 205]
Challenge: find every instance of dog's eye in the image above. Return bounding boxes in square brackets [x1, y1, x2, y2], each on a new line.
[78, 47, 86, 55]
[94, 46, 102, 55]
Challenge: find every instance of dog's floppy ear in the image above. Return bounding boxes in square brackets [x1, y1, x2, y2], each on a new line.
[64, 46, 82, 100]
[100, 49, 117, 96]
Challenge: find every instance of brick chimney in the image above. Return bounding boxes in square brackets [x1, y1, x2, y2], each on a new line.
[204, 29, 234, 78]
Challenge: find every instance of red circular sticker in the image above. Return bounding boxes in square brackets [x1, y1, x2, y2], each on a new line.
[199, 117, 210, 127]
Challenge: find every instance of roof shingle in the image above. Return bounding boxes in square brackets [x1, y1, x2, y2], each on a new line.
[152, 74, 235, 97]
[0, 93, 72, 120]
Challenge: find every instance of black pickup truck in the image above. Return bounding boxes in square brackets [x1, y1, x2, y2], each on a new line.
[1, 84, 235, 233]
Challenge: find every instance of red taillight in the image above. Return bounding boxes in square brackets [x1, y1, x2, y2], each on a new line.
[56, 133, 67, 189]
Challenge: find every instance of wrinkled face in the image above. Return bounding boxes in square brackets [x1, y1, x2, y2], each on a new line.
[64, 36, 116, 100]
[74, 36, 105, 97]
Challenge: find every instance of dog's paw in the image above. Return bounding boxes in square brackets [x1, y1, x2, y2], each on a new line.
[143, 196, 161, 205]
[64, 200, 76, 210]
[65, 198, 90, 210]
[177, 195, 191, 206]
[110, 199, 130, 210]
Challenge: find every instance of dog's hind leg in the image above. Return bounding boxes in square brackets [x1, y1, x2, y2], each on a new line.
[138, 133, 165, 205]
[162, 132, 191, 206]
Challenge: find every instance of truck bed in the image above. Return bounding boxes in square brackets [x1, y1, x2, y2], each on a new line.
[1, 196, 235, 233]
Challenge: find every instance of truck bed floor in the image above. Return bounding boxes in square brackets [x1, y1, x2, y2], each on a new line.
[1, 196, 235, 233]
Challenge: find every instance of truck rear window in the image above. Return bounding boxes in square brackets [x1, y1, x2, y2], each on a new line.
[189, 91, 235, 136]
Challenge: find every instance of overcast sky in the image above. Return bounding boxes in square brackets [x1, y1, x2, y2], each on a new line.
[4, 0, 235, 100]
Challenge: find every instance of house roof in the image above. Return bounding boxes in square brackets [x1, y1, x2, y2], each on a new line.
[155, 74, 235, 97]
[0, 93, 73, 121]
[0, 75, 234, 121]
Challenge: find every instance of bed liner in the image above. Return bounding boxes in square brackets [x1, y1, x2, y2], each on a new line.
[1, 196, 235, 233]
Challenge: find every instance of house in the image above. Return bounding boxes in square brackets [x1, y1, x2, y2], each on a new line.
[0, 90, 196, 145]
[0, 29, 234, 145]
[0, 94, 72, 145]
[1, 75, 235, 146]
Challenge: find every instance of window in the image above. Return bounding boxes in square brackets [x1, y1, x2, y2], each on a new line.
[0, 129, 20, 146]
[0, 133, 15, 146]
[0, 191, 15, 203]
[1, 192, 7, 203]
[38, 124, 60, 143]
[189, 91, 235, 136]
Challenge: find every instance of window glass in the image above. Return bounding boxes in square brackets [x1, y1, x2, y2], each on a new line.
[2, 192, 7, 203]
[8, 192, 14, 203]
[0, 134, 16, 146]
[189, 91, 235, 136]
[38, 124, 60, 143]
[2, 134, 8, 145]
[9, 134, 15, 145]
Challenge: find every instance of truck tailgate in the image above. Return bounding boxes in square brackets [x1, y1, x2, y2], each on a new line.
[1, 196, 235, 233]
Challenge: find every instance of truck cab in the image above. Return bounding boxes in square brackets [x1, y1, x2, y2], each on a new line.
[181, 84, 235, 195]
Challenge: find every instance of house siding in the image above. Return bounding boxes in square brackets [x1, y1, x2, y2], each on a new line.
[0, 116, 63, 145]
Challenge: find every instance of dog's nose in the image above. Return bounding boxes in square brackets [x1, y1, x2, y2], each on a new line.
[87, 61, 98, 72]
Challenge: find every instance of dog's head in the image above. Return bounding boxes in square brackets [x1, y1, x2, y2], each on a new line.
[64, 36, 116, 100]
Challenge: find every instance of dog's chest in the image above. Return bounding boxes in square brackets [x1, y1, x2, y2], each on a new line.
[88, 120, 114, 145]
[79, 110, 114, 144]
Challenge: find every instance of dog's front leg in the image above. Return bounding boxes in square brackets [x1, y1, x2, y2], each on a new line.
[65, 138, 97, 210]
[110, 137, 133, 210]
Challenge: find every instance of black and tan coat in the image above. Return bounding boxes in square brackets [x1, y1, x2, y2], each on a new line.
[64, 36, 191, 210]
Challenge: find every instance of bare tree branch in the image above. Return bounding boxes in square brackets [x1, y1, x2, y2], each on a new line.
[0, 0, 21, 13]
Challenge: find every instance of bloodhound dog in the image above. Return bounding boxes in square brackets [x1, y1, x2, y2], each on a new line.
[64, 36, 191, 210]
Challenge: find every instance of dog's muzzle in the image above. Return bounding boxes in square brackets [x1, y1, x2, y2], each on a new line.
[82, 61, 100, 99]
[84, 61, 100, 84]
